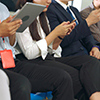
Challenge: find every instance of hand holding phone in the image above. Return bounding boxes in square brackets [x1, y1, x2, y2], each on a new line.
[70, 19, 76, 24]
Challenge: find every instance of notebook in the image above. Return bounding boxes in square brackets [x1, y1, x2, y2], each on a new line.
[12, 2, 46, 32]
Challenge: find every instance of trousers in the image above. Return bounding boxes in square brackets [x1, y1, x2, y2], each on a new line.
[16, 53, 100, 100]
[0, 67, 31, 100]
[2, 58, 74, 100]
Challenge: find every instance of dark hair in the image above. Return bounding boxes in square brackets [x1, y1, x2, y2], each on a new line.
[16, 0, 33, 9]
[16, 0, 49, 41]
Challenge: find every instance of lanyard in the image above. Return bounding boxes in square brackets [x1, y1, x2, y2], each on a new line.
[2, 37, 6, 49]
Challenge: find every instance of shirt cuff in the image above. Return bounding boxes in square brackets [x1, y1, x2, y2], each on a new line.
[92, 45, 100, 50]
[49, 42, 62, 57]
[36, 39, 48, 60]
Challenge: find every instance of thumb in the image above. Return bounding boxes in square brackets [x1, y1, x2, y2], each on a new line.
[90, 51, 93, 56]
[3, 16, 12, 23]
[0, 20, 1, 23]
[62, 21, 70, 26]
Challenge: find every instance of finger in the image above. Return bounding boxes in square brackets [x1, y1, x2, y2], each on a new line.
[12, 15, 16, 19]
[94, 55, 99, 59]
[8, 28, 17, 35]
[70, 22, 76, 26]
[65, 24, 73, 29]
[65, 21, 70, 25]
[66, 28, 72, 35]
[98, 53, 100, 59]
[97, 54, 100, 59]
[66, 22, 76, 29]
[90, 51, 93, 56]
[11, 23, 21, 32]
[71, 24, 76, 29]
[9, 20, 22, 30]
[62, 21, 70, 26]
[10, 19, 22, 26]
[3, 16, 12, 23]
[98, 56, 100, 59]
[93, 53, 99, 58]
[13, 24, 21, 31]
[7, 23, 21, 35]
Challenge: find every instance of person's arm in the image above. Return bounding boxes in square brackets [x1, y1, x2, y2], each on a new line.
[9, 34, 16, 46]
[0, 16, 22, 46]
[80, 8, 100, 42]
[90, 46, 100, 59]
[88, 24, 100, 42]
[17, 21, 75, 60]
[17, 28, 47, 60]
[52, 21, 76, 50]
[80, 9, 100, 59]
[85, 9, 100, 27]
[45, 21, 75, 47]
[47, 5, 91, 48]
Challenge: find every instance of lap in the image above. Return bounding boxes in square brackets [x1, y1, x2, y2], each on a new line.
[15, 56, 82, 95]
[55, 55, 100, 70]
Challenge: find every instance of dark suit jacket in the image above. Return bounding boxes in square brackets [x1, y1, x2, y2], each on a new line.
[47, 0, 98, 57]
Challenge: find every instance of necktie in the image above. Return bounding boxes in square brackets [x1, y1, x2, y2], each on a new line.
[67, 7, 78, 25]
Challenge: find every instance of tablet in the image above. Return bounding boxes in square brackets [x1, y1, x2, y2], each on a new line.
[12, 2, 46, 32]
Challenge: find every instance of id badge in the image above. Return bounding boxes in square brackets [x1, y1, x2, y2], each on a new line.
[0, 49, 15, 69]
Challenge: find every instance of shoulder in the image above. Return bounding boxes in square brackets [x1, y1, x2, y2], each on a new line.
[0, 2, 9, 12]
[0, 2, 10, 22]
[47, 2, 57, 14]
[48, 1, 57, 10]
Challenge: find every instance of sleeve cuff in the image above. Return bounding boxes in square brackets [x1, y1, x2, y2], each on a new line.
[49, 42, 62, 57]
[36, 39, 48, 60]
[92, 45, 100, 50]
[53, 45, 62, 57]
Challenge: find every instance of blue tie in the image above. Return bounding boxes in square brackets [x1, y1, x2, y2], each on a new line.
[67, 7, 78, 25]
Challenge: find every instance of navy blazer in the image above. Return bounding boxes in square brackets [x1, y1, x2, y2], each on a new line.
[47, 0, 98, 57]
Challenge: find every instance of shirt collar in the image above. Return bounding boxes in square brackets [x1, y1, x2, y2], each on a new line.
[55, 0, 69, 10]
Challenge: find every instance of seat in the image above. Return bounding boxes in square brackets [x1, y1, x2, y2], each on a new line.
[30, 91, 53, 100]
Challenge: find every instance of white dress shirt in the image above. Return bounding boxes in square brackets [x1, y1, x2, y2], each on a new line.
[55, 0, 78, 23]
[17, 16, 62, 60]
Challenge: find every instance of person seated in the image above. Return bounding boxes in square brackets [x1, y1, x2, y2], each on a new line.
[0, 2, 31, 100]
[46, 0, 100, 60]
[80, 0, 100, 43]
[16, 0, 100, 100]
[0, 2, 77, 100]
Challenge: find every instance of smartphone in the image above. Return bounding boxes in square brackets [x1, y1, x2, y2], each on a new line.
[71, 19, 76, 24]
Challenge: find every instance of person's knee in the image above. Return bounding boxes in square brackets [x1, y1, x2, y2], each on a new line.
[54, 69, 72, 86]
[17, 75, 31, 95]
[81, 56, 100, 70]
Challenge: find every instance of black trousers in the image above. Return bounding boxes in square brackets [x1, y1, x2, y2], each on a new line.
[6, 59, 75, 100]
[16, 53, 100, 100]
[0, 68, 31, 100]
